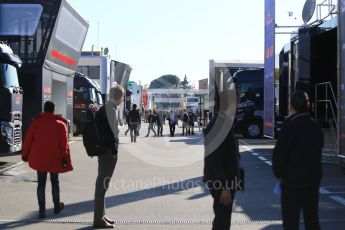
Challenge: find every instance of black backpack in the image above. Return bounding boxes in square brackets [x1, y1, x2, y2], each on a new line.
[183, 113, 189, 123]
[82, 113, 102, 157]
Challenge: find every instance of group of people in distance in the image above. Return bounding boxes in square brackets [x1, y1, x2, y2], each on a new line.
[125, 106, 197, 140]
[181, 108, 196, 136]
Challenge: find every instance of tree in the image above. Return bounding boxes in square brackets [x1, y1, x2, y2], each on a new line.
[180, 74, 192, 89]
[149, 74, 180, 89]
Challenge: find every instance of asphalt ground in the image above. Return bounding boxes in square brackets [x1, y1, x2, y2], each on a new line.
[0, 123, 344, 229]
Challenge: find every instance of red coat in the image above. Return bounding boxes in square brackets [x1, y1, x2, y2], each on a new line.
[22, 113, 73, 173]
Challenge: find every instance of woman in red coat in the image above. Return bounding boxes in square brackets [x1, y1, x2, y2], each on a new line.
[22, 101, 73, 218]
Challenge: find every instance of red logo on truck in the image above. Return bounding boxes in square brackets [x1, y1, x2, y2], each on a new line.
[51, 50, 76, 66]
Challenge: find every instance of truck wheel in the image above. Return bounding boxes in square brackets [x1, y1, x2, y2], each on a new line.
[244, 121, 262, 139]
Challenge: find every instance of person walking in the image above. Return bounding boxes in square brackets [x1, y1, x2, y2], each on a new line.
[167, 110, 176, 137]
[128, 104, 141, 142]
[182, 109, 189, 136]
[157, 109, 164, 137]
[203, 91, 239, 230]
[188, 108, 195, 135]
[22, 101, 73, 219]
[272, 91, 324, 230]
[93, 85, 124, 228]
[145, 110, 157, 137]
[136, 108, 142, 136]
[124, 111, 130, 136]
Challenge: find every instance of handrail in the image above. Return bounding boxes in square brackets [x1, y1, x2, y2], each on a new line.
[315, 82, 338, 109]
[315, 81, 338, 150]
[316, 0, 337, 21]
[315, 82, 337, 124]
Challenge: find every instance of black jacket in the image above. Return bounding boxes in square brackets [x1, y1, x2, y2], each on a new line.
[182, 113, 189, 123]
[86, 108, 96, 122]
[272, 113, 324, 188]
[188, 112, 195, 125]
[129, 109, 141, 127]
[148, 114, 156, 124]
[95, 104, 119, 155]
[203, 113, 239, 190]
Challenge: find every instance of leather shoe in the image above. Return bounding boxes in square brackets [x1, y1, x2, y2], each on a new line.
[104, 216, 115, 225]
[54, 202, 65, 214]
[93, 220, 114, 229]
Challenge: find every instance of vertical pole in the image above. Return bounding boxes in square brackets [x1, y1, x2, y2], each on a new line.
[97, 21, 100, 51]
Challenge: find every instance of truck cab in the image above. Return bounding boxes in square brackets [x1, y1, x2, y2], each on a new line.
[73, 72, 103, 136]
[233, 68, 264, 138]
[0, 43, 23, 153]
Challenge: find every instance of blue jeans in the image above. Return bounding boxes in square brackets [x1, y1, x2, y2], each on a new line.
[147, 123, 156, 136]
[37, 171, 60, 205]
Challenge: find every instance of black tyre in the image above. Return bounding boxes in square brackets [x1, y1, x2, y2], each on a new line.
[73, 123, 81, 137]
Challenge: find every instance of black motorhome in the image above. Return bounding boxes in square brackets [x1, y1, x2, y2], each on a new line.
[0, 0, 88, 136]
[233, 69, 264, 138]
[73, 73, 103, 136]
[278, 17, 337, 126]
[0, 43, 23, 153]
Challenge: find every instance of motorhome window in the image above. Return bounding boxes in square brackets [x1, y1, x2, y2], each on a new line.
[1, 64, 19, 87]
[0, 4, 43, 36]
[55, 7, 87, 51]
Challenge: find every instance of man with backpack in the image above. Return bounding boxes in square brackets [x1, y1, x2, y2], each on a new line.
[93, 85, 124, 229]
[128, 104, 141, 142]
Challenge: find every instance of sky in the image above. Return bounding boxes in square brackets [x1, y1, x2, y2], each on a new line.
[68, 0, 316, 87]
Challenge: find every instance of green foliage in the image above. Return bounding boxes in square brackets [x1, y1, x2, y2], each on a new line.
[180, 75, 192, 89]
[149, 74, 180, 89]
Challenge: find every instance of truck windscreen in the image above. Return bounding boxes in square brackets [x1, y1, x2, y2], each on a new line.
[89, 88, 96, 102]
[97, 92, 103, 105]
[77, 66, 100, 79]
[0, 4, 43, 36]
[0, 64, 19, 87]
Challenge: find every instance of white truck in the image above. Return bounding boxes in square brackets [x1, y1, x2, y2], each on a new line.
[77, 52, 132, 124]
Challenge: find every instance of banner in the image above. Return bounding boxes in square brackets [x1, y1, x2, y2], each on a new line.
[264, 0, 275, 138]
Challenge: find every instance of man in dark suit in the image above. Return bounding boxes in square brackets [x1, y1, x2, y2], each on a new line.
[203, 90, 239, 230]
[273, 91, 324, 230]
